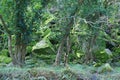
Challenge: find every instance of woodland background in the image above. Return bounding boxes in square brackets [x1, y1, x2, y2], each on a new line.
[0, 0, 120, 80]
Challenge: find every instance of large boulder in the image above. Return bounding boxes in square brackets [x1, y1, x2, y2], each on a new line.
[32, 39, 55, 55]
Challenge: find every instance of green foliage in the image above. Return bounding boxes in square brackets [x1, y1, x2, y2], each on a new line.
[27, 46, 32, 54]
[69, 52, 84, 64]
[112, 47, 120, 62]
[0, 55, 11, 64]
[0, 49, 8, 56]
[61, 68, 77, 80]
[0, 0, 15, 29]
[42, 12, 55, 25]
[26, 41, 36, 55]
[25, 57, 46, 68]
[34, 54, 56, 64]
[0, 64, 120, 80]
[94, 50, 111, 63]
[0, 0, 120, 70]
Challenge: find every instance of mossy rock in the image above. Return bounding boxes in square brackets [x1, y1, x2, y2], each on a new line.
[32, 39, 55, 55]
[97, 63, 113, 73]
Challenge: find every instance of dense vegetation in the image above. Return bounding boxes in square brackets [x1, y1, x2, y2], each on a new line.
[0, 0, 120, 80]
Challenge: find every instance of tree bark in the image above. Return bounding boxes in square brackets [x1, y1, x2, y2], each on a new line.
[54, 39, 64, 66]
[14, 44, 26, 66]
[64, 36, 70, 66]
[84, 35, 97, 64]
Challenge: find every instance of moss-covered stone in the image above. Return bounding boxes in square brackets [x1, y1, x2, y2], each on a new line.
[97, 63, 113, 73]
[32, 39, 55, 55]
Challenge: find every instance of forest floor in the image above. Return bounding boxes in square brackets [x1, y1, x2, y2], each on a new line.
[0, 64, 120, 80]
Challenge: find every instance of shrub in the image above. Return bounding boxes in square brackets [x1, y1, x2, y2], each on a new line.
[0, 55, 12, 64]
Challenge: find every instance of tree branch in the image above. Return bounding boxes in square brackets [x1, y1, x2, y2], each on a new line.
[0, 15, 11, 35]
[0, 14, 15, 64]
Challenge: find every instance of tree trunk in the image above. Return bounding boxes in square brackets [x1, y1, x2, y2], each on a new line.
[8, 35, 17, 65]
[54, 39, 64, 66]
[54, 35, 70, 66]
[54, 5, 78, 66]
[13, 0, 28, 67]
[64, 36, 70, 66]
[0, 15, 17, 65]
[0, 0, 27, 67]
[14, 43, 26, 66]
[84, 35, 97, 64]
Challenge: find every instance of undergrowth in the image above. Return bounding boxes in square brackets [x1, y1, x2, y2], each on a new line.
[0, 64, 120, 80]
